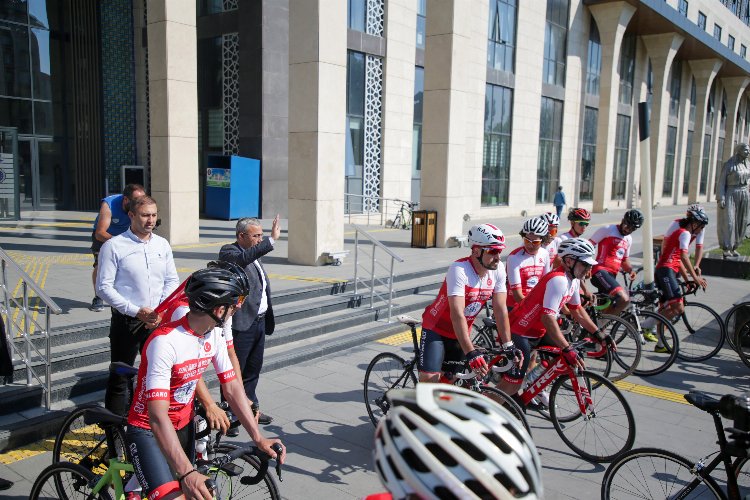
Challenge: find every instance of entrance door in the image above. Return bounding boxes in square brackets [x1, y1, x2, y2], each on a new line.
[17, 137, 62, 210]
[0, 128, 19, 220]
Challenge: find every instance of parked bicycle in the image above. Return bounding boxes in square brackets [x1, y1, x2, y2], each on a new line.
[724, 301, 750, 352]
[388, 199, 418, 230]
[602, 390, 750, 499]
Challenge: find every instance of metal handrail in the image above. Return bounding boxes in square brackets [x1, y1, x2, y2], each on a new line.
[351, 224, 405, 323]
[345, 193, 418, 226]
[0, 247, 62, 409]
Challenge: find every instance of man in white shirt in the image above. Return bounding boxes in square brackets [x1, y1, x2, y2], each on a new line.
[96, 195, 179, 416]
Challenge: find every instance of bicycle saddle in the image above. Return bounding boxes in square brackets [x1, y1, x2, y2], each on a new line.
[482, 317, 496, 328]
[397, 315, 420, 327]
[685, 391, 721, 413]
[83, 406, 128, 426]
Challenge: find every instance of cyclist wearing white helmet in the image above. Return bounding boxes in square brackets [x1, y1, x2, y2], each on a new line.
[419, 223, 520, 383]
[497, 237, 613, 400]
[369, 384, 543, 500]
[541, 212, 560, 261]
[662, 204, 706, 273]
[506, 217, 551, 310]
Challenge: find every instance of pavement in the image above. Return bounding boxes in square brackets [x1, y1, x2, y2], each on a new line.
[1, 203, 749, 498]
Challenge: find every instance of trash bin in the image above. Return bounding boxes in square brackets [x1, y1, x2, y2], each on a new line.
[411, 210, 437, 248]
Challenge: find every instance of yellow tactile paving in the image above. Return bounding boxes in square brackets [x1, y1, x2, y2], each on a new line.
[0, 437, 55, 464]
[377, 329, 419, 346]
[614, 380, 689, 405]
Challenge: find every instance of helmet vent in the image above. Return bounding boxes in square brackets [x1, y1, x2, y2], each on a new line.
[483, 431, 512, 454]
[451, 437, 486, 461]
[402, 447, 430, 473]
[426, 442, 458, 467]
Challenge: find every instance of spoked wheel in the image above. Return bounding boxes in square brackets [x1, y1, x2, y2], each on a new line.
[736, 319, 750, 370]
[53, 405, 126, 475]
[29, 462, 112, 500]
[624, 309, 679, 376]
[475, 385, 531, 434]
[601, 447, 723, 499]
[364, 352, 417, 426]
[549, 370, 635, 462]
[595, 314, 641, 381]
[471, 324, 496, 350]
[674, 302, 725, 362]
[723, 302, 750, 351]
[211, 444, 281, 500]
[734, 456, 750, 498]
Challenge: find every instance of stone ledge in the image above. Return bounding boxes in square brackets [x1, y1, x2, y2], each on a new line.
[700, 254, 750, 279]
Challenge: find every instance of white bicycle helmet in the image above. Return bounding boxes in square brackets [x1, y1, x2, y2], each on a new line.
[557, 237, 597, 265]
[687, 203, 703, 215]
[542, 211, 560, 226]
[467, 223, 506, 250]
[522, 217, 549, 238]
[373, 385, 543, 500]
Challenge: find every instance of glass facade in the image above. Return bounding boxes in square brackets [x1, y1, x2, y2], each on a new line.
[618, 35, 636, 106]
[348, 0, 366, 32]
[345, 50, 366, 211]
[198, 0, 238, 16]
[689, 78, 697, 123]
[537, 97, 563, 203]
[612, 114, 630, 200]
[663, 126, 677, 196]
[586, 19, 601, 96]
[416, 0, 426, 49]
[487, 0, 516, 73]
[580, 107, 597, 201]
[543, 0, 568, 87]
[482, 84, 513, 206]
[411, 66, 423, 202]
[683, 130, 693, 195]
[668, 59, 681, 118]
[700, 133, 711, 195]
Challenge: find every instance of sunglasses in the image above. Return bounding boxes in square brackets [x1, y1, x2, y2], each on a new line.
[524, 237, 543, 246]
[484, 248, 503, 255]
[574, 221, 589, 227]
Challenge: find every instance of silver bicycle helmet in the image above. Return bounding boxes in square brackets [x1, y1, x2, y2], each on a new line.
[542, 211, 560, 226]
[557, 237, 597, 265]
[687, 207, 709, 225]
[373, 385, 543, 500]
[522, 217, 549, 238]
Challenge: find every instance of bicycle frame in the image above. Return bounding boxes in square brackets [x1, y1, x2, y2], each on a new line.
[519, 347, 593, 414]
[90, 458, 134, 499]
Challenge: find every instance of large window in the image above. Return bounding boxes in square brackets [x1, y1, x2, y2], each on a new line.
[345, 51, 366, 209]
[416, 0, 426, 49]
[543, 0, 569, 87]
[482, 84, 513, 206]
[716, 137, 725, 180]
[698, 11, 707, 30]
[663, 126, 677, 196]
[348, 0, 366, 31]
[683, 130, 694, 195]
[537, 97, 563, 203]
[618, 35, 636, 106]
[487, 0, 516, 73]
[412, 66, 424, 202]
[580, 107, 597, 201]
[586, 19, 601, 96]
[713, 24, 722, 41]
[689, 78, 697, 123]
[679, 0, 689, 17]
[668, 59, 681, 118]
[700, 133, 711, 195]
[612, 114, 630, 200]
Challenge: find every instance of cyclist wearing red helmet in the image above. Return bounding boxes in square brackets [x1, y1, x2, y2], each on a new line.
[419, 224, 520, 383]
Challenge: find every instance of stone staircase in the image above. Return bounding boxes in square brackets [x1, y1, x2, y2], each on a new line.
[0, 266, 445, 451]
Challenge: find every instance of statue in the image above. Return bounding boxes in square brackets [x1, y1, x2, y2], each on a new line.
[716, 143, 750, 258]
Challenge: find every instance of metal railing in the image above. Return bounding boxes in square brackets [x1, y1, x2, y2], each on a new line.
[1, 247, 62, 409]
[345, 193, 418, 227]
[352, 225, 405, 323]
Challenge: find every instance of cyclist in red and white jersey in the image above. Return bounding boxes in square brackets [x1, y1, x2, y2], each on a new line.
[498, 238, 612, 397]
[541, 212, 560, 261]
[663, 204, 706, 274]
[588, 209, 642, 315]
[506, 217, 551, 310]
[655, 209, 708, 327]
[125, 266, 285, 500]
[419, 224, 520, 383]
[558, 207, 591, 243]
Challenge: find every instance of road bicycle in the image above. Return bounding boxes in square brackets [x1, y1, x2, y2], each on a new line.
[388, 199, 418, 230]
[732, 318, 750, 370]
[724, 301, 750, 352]
[601, 390, 750, 499]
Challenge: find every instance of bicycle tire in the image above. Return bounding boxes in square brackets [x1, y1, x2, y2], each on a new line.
[474, 385, 531, 435]
[53, 405, 126, 475]
[675, 301, 726, 362]
[471, 324, 496, 350]
[734, 456, 750, 497]
[212, 444, 281, 500]
[625, 309, 680, 377]
[723, 301, 750, 352]
[549, 370, 635, 462]
[736, 319, 750, 370]
[596, 314, 641, 381]
[601, 447, 723, 499]
[364, 352, 417, 426]
[29, 461, 113, 500]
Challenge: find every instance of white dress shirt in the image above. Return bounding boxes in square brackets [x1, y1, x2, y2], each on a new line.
[96, 228, 180, 317]
[252, 260, 268, 315]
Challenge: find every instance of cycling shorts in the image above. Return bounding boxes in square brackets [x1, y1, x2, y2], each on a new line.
[126, 423, 195, 500]
[502, 333, 554, 384]
[590, 269, 623, 297]
[418, 328, 464, 374]
[655, 267, 682, 305]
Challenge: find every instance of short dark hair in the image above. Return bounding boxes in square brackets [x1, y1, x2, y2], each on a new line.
[678, 218, 691, 228]
[123, 184, 145, 198]
[130, 195, 156, 213]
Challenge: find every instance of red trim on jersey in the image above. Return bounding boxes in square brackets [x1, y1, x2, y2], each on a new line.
[148, 480, 180, 500]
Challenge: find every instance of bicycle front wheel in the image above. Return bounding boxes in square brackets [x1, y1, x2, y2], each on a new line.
[475, 385, 530, 434]
[53, 405, 126, 475]
[549, 370, 635, 462]
[675, 302, 725, 362]
[736, 319, 750, 370]
[29, 461, 113, 500]
[734, 456, 750, 498]
[364, 352, 417, 426]
[212, 444, 281, 500]
[602, 447, 723, 499]
[596, 314, 641, 381]
[626, 309, 679, 377]
[723, 301, 750, 351]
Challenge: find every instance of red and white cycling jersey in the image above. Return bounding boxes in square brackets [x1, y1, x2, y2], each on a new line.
[656, 227, 691, 272]
[508, 268, 581, 339]
[127, 316, 236, 430]
[543, 239, 558, 262]
[422, 257, 507, 339]
[165, 297, 234, 349]
[589, 224, 632, 274]
[665, 219, 704, 246]
[506, 246, 551, 309]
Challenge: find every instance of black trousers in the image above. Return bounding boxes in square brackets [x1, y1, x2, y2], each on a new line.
[105, 309, 147, 416]
[230, 314, 266, 407]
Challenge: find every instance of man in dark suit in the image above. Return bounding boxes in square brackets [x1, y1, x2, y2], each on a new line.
[219, 215, 280, 426]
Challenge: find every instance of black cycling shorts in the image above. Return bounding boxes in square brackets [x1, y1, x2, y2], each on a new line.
[590, 269, 623, 297]
[418, 328, 464, 374]
[655, 267, 682, 305]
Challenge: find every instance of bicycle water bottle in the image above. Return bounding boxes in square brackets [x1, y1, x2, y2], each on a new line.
[195, 416, 209, 459]
[525, 360, 548, 386]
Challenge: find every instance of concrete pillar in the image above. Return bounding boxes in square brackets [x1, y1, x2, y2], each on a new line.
[642, 33, 684, 201]
[686, 59, 722, 203]
[380, 0, 417, 204]
[720, 77, 750, 161]
[147, 0, 199, 245]
[420, 0, 488, 245]
[589, 2, 636, 213]
[287, 0, 346, 265]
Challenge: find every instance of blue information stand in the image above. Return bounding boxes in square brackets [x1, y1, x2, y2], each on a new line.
[204, 155, 260, 219]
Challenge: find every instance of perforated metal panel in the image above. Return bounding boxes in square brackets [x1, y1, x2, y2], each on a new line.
[222, 33, 240, 156]
[363, 54, 383, 213]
